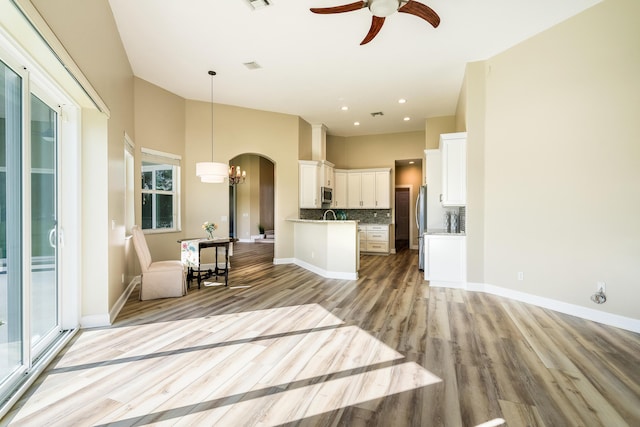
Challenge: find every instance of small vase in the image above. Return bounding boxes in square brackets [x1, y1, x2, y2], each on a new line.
[206, 231, 213, 240]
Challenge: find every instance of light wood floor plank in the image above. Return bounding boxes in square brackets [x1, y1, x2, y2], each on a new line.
[2, 243, 639, 427]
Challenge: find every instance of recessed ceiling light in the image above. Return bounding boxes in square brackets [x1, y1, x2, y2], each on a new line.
[354, 121, 360, 126]
[409, 161, 415, 164]
[403, 117, 411, 121]
[398, 98, 407, 104]
[341, 106, 349, 111]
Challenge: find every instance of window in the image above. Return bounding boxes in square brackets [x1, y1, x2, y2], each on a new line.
[141, 148, 181, 232]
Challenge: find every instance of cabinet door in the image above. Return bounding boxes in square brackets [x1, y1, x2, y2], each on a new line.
[374, 170, 390, 208]
[299, 163, 319, 208]
[333, 171, 348, 208]
[323, 164, 334, 188]
[360, 172, 376, 208]
[424, 236, 466, 282]
[347, 172, 362, 208]
[426, 150, 446, 229]
[441, 135, 466, 206]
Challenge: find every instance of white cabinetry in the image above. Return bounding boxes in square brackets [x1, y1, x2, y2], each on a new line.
[423, 234, 466, 283]
[299, 161, 320, 208]
[299, 160, 334, 208]
[347, 169, 390, 209]
[360, 224, 389, 254]
[375, 170, 390, 209]
[440, 132, 467, 206]
[333, 170, 348, 208]
[425, 149, 447, 230]
[321, 162, 334, 188]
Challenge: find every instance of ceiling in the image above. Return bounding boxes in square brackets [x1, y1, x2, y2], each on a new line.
[108, 0, 600, 137]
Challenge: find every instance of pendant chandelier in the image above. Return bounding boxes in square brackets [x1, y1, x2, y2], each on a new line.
[195, 70, 228, 183]
[228, 165, 246, 185]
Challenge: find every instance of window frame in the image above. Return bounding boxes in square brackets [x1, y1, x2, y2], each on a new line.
[140, 147, 181, 234]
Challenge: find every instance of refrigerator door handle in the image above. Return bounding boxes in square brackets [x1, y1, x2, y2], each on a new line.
[415, 192, 420, 230]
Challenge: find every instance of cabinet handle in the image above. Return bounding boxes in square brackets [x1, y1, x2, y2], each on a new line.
[439, 194, 443, 202]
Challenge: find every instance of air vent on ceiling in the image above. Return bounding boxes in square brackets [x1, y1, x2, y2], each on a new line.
[370, 111, 384, 117]
[247, 0, 272, 10]
[243, 61, 262, 70]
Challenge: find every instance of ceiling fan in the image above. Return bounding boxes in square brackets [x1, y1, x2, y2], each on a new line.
[310, 0, 440, 45]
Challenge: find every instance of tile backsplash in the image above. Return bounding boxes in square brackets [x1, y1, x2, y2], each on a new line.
[300, 209, 392, 224]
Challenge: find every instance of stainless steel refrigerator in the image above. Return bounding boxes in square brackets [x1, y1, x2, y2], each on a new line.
[416, 185, 428, 270]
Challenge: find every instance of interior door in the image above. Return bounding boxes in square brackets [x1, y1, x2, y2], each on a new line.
[395, 188, 410, 250]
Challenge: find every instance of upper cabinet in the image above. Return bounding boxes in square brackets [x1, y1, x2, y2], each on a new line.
[346, 169, 390, 209]
[299, 160, 335, 208]
[299, 161, 320, 208]
[333, 170, 348, 208]
[440, 132, 467, 206]
[374, 170, 391, 208]
[321, 162, 334, 188]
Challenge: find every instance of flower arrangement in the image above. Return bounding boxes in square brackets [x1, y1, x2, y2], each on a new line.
[202, 221, 217, 239]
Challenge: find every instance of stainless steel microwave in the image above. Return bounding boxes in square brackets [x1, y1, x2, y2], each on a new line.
[321, 186, 333, 204]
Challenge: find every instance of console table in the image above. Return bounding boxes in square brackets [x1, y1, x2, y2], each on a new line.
[178, 238, 233, 288]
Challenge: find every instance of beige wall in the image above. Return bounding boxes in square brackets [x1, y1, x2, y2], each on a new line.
[32, 0, 135, 315]
[425, 116, 457, 150]
[231, 154, 262, 240]
[184, 102, 299, 261]
[326, 131, 424, 169]
[133, 78, 186, 262]
[464, 0, 640, 319]
[463, 62, 487, 285]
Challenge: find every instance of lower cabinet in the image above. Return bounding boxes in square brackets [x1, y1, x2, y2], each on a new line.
[423, 234, 466, 283]
[360, 224, 389, 254]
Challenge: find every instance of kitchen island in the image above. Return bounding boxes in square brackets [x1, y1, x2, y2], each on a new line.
[287, 219, 359, 280]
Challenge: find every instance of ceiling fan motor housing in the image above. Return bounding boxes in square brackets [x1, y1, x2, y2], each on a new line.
[369, 0, 400, 17]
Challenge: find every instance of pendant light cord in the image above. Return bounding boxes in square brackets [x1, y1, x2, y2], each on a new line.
[209, 70, 216, 162]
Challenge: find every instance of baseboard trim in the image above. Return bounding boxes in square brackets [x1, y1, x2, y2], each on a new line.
[293, 258, 358, 280]
[273, 257, 294, 265]
[108, 276, 140, 324]
[434, 281, 640, 333]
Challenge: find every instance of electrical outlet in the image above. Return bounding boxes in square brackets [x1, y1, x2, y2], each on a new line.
[517, 272, 524, 281]
[597, 281, 606, 293]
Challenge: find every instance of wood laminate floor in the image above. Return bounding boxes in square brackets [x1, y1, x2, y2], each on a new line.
[2, 243, 639, 426]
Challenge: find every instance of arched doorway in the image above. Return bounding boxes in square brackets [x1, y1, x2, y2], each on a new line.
[228, 154, 275, 242]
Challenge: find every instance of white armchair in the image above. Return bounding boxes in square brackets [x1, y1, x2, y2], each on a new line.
[131, 225, 187, 300]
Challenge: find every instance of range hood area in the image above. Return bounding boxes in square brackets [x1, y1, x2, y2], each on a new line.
[311, 123, 328, 162]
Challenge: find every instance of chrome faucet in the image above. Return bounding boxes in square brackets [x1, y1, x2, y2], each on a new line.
[323, 209, 337, 220]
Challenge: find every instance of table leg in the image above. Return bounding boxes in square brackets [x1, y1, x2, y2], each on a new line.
[224, 244, 229, 286]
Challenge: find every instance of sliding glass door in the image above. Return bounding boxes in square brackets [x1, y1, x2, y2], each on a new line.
[0, 60, 62, 400]
[30, 94, 59, 355]
[0, 59, 24, 393]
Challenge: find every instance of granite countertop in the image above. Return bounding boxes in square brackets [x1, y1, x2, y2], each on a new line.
[287, 218, 359, 223]
[425, 229, 466, 236]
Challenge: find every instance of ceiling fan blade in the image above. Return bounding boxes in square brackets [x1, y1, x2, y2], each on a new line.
[310, 1, 366, 14]
[398, 0, 440, 28]
[360, 16, 385, 45]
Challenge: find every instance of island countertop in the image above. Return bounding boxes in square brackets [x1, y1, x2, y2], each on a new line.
[286, 218, 359, 224]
